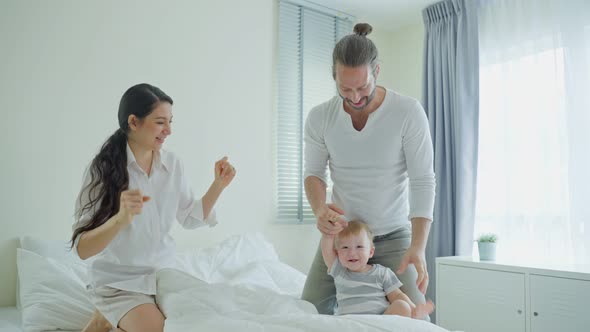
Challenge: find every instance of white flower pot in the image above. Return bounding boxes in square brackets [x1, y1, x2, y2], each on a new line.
[478, 242, 497, 261]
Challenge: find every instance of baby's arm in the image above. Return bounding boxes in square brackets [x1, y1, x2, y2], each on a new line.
[320, 234, 337, 271]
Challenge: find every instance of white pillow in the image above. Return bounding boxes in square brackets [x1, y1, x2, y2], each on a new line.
[226, 260, 307, 297]
[171, 232, 307, 297]
[173, 232, 280, 283]
[19, 236, 75, 260]
[16, 248, 93, 332]
[17, 236, 85, 310]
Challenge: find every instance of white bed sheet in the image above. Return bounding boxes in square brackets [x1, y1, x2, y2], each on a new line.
[13, 233, 456, 332]
[0, 307, 21, 332]
[0, 307, 72, 332]
[156, 268, 452, 332]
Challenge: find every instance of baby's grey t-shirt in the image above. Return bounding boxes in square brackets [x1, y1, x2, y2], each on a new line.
[329, 259, 403, 315]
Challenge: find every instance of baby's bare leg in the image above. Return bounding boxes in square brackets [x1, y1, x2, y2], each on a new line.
[81, 310, 112, 332]
[383, 300, 412, 317]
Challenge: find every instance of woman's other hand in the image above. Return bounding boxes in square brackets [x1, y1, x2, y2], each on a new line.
[117, 189, 150, 225]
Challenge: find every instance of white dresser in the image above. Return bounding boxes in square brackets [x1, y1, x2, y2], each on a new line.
[435, 256, 590, 332]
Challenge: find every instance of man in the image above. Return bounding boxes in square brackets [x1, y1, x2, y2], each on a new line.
[301, 23, 436, 318]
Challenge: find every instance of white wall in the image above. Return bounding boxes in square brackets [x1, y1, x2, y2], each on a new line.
[372, 23, 425, 101]
[0, 0, 324, 307]
[0, 1, 426, 307]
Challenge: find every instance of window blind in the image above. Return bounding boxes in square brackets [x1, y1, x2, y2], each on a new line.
[276, 0, 353, 223]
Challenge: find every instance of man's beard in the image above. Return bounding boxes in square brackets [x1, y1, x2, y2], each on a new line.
[340, 84, 378, 111]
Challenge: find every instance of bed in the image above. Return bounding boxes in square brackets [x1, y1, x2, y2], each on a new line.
[12, 233, 453, 332]
[0, 307, 21, 332]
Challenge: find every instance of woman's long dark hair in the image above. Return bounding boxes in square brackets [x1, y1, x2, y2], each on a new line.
[71, 83, 173, 246]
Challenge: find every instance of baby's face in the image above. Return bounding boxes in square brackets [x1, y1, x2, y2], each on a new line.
[336, 231, 375, 272]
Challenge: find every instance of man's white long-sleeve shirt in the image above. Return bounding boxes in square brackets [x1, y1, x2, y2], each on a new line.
[304, 89, 435, 235]
[73, 144, 217, 294]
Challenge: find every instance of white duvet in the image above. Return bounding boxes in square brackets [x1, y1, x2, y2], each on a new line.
[17, 233, 453, 332]
[156, 268, 451, 332]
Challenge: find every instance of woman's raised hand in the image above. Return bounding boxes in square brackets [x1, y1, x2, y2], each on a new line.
[214, 156, 236, 189]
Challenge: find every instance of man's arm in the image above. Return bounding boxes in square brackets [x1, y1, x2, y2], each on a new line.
[397, 217, 432, 294]
[399, 101, 436, 294]
[304, 176, 327, 215]
[410, 217, 431, 252]
[305, 176, 347, 235]
[303, 108, 346, 234]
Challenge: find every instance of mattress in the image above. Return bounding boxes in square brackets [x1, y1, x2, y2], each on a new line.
[0, 307, 21, 332]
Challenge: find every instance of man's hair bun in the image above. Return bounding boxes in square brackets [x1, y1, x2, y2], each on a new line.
[353, 23, 373, 37]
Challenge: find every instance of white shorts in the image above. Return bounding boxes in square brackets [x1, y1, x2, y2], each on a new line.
[89, 286, 156, 327]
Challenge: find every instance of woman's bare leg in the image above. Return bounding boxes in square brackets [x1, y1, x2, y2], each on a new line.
[117, 303, 165, 332]
[81, 310, 112, 332]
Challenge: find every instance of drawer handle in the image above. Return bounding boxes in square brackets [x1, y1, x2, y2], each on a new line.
[534, 312, 539, 316]
[517, 310, 522, 314]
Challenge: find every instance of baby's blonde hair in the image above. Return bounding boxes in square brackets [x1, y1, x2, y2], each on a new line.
[335, 220, 374, 247]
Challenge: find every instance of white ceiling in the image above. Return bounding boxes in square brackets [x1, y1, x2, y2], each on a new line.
[311, 0, 440, 31]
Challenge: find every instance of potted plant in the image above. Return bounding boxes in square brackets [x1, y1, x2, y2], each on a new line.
[476, 233, 497, 261]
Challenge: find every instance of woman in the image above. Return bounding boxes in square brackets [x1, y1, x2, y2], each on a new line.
[72, 83, 235, 332]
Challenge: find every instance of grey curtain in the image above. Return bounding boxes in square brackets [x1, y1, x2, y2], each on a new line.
[421, 0, 480, 321]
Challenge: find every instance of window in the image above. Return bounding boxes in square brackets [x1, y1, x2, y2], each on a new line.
[475, 0, 590, 264]
[476, 48, 571, 261]
[276, 0, 353, 223]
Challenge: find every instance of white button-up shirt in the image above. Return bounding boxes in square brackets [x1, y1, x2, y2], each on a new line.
[73, 144, 217, 294]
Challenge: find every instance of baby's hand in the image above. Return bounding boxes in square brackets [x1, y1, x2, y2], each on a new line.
[412, 300, 435, 319]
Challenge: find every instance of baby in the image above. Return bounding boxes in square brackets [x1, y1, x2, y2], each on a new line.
[321, 220, 434, 317]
